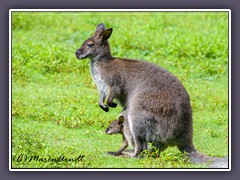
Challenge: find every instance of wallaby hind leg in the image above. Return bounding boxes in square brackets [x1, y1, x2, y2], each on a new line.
[177, 141, 196, 154]
[132, 137, 148, 158]
[150, 142, 168, 154]
[144, 142, 168, 158]
[127, 111, 150, 158]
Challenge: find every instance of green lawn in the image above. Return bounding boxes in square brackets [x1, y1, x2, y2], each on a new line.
[11, 11, 229, 169]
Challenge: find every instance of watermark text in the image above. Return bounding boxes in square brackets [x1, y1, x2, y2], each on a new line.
[12, 154, 85, 163]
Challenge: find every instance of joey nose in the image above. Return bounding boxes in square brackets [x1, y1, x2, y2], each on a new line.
[105, 129, 111, 134]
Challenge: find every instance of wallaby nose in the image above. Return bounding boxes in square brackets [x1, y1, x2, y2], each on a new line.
[105, 129, 110, 134]
[75, 50, 79, 56]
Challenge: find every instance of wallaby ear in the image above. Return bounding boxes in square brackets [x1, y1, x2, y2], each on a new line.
[95, 23, 106, 34]
[101, 28, 113, 41]
[118, 116, 124, 125]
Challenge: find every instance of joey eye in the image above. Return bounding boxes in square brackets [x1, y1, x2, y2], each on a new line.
[87, 43, 94, 47]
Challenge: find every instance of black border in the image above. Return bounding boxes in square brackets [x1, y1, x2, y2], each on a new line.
[1, 0, 239, 179]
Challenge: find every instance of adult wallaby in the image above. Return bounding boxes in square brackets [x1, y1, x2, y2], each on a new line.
[75, 23, 218, 162]
[105, 111, 134, 156]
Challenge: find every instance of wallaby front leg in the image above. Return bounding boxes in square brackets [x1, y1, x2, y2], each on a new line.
[107, 88, 118, 108]
[99, 92, 109, 112]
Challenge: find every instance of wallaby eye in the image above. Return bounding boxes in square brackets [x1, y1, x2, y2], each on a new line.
[87, 43, 94, 47]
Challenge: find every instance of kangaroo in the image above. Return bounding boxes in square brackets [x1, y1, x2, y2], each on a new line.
[75, 23, 220, 163]
[105, 111, 134, 156]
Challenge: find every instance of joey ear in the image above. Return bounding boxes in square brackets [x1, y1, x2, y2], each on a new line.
[101, 28, 113, 40]
[118, 116, 124, 125]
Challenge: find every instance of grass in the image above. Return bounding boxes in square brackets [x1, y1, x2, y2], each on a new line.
[11, 11, 229, 169]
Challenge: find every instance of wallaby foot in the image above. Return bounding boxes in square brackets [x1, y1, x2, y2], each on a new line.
[124, 149, 134, 153]
[107, 151, 123, 156]
[107, 101, 118, 108]
[130, 153, 144, 158]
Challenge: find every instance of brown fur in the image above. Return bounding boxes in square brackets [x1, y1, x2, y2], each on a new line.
[75, 23, 218, 162]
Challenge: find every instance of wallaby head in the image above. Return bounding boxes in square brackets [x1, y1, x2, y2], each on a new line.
[105, 116, 124, 135]
[75, 23, 113, 60]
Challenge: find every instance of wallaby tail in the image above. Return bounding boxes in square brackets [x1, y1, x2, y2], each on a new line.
[188, 151, 227, 167]
[188, 151, 215, 163]
[209, 156, 229, 168]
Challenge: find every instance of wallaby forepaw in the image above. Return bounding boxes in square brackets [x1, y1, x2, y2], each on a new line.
[103, 107, 109, 112]
[100, 104, 109, 112]
[107, 101, 118, 108]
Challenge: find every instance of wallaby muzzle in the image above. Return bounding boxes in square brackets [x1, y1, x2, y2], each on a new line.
[75, 48, 87, 59]
[105, 128, 113, 135]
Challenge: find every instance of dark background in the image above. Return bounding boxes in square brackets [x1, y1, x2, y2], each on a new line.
[1, 0, 238, 179]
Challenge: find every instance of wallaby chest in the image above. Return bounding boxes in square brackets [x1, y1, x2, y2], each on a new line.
[90, 60, 108, 94]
